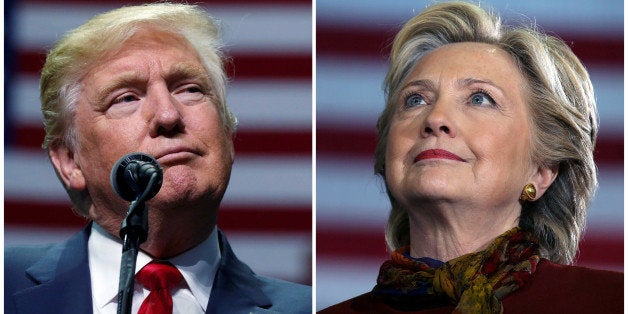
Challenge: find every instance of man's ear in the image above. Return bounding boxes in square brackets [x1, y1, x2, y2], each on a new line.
[528, 164, 559, 200]
[49, 142, 86, 191]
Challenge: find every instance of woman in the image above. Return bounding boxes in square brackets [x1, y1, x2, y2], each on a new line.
[320, 2, 622, 313]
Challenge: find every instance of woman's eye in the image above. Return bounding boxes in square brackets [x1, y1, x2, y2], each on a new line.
[470, 92, 496, 106]
[404, 93, 426, 108]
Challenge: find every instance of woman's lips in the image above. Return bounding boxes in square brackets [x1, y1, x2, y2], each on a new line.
[414, 149, 465, 162]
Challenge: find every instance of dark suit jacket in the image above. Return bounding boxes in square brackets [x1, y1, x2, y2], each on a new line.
[5, 225, 311, 314]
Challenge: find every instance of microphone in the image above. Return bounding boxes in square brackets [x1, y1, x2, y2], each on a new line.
[110, 152, 163, 202]
[112, 153, 163, 314]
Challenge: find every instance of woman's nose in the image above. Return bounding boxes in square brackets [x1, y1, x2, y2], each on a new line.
[420, 101, 456, 138]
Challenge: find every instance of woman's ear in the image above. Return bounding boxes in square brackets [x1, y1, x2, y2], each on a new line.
[528, 164, 559, 200]
[228, 139, 235, 165]
[49, 142, 86, 191]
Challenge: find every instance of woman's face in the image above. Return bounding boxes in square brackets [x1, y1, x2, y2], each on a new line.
[385, 42, 535, 213]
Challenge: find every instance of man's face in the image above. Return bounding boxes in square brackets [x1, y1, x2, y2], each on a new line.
[65, 29, 234, 219]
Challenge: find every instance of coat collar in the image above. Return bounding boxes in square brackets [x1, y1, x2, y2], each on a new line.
[207, 230, 277, 313]
[12, 225, 93, 314]
[11, 225, 277, 313]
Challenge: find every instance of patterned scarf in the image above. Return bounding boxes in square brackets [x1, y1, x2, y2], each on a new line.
[372, 227, 540, 313]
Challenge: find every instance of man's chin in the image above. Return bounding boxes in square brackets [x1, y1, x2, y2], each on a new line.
[148, 186, 222, 210]
[149, 190, 196, 208]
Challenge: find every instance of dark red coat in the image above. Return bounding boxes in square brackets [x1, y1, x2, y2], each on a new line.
[319, 259, 623, 313]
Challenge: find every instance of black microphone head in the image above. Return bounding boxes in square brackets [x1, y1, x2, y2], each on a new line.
[110, 152, 163, 202]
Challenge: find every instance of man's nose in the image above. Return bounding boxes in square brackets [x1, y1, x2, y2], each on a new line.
[146, 86, 184, 137]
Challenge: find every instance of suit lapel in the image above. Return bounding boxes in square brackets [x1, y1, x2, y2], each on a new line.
[11, 226, 277, 313]
[207, 230, 276, 313]
[12, 226, 93, 314]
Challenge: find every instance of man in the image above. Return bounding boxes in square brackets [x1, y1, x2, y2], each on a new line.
[5, 3, 311, 313]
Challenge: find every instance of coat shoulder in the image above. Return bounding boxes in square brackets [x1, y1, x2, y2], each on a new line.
[5, 244, 57, 313]
[5, 244, 56, 287]
[502, 259, 623, 313]
[258, 275, 312, 313]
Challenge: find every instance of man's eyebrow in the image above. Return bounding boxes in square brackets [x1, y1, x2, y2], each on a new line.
[91, 64, 212, 103]
[166, 64, 212, 87]
[92, 71, 146, 104]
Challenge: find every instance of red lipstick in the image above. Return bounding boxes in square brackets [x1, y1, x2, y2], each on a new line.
[415, 149, 465, 162]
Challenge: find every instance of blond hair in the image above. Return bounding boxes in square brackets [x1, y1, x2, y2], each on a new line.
[375, 1, 598, 264]
[40, 3, 237, 216]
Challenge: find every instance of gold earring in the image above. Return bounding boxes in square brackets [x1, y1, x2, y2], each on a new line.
[520, 183, 536, 202]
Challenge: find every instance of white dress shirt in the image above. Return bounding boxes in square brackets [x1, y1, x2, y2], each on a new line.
[88, 222, 220, 314]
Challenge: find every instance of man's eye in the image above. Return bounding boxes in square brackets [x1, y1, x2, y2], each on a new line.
[113, 94, 139, 104]
[185, 86, 203, 93]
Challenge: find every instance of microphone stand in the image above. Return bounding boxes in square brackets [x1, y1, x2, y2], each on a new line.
[116, 173, 159, 314]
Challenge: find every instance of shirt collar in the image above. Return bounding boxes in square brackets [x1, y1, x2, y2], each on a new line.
[169, 226, 220, 311]
[88, 222, 220, 311]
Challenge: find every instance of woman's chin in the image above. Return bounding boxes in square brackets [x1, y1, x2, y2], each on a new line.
[398, 181, 462, 207]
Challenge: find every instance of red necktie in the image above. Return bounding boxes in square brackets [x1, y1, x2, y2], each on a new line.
[136, 261, 183, 314]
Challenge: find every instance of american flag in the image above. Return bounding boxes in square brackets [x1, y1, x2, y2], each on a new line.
[4, 0, 312, 286]
[316, 0, 623, 309]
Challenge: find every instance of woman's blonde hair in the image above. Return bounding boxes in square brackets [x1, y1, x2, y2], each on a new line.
[375, 1, 598, 264]
[40, 3, 238, 216]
